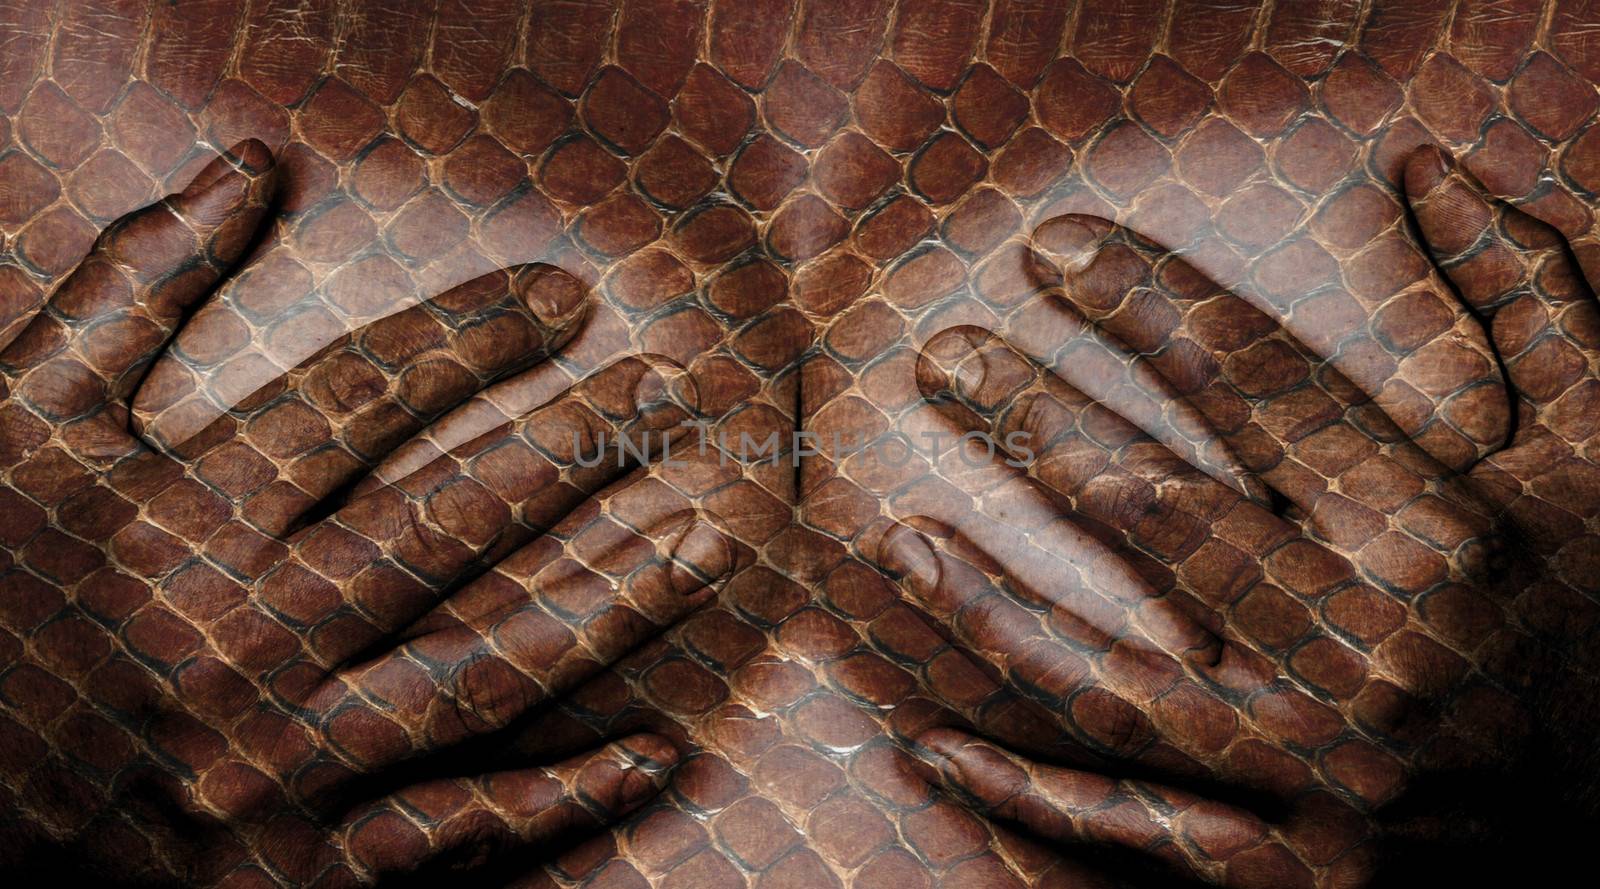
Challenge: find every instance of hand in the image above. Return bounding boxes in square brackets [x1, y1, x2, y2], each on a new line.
[866, 144, 1600, 887]
[0, 141, 734, 885]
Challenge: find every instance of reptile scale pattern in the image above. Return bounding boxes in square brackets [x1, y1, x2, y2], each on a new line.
[2, 2, 1599, 887]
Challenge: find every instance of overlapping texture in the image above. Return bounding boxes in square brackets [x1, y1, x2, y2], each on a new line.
[0, 137, 743, 884]
[2, 2, 1599, 886]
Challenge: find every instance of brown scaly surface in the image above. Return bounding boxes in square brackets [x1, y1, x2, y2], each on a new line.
[1, 2, 1598, 887]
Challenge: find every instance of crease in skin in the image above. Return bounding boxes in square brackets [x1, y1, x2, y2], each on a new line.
[925, 317, 1273, 513]
[338, 733, 681, 882]
[361, 361, 581, 489]
[299, 504, 732, 771]
[1030, 216, 1486, 539]
[245, 360, 708, 687]
[888, 475, 1184, 650]
[366, 508, 731, 671]
[1, 140, 278, 436]
[912, 331, 1355, 690]
[431, 509, 729, 731]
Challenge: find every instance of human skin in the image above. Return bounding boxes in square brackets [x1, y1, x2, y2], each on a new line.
[3, 2, 1600, 886]
[876, 147, 1600, 887]
[0, 138, 740, 884]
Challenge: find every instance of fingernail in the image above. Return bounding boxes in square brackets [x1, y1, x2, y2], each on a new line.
[1032, 214, 1109, 272]
[633, 357, 699, 426]
[621, 731, 680, 770]
[908, 748, 949, 788]
[917, 327, 985, 401]
[516, 264, 588, 329]
[180, 139, 272, 195]
[669, 521, 733, 596]
[875, 523, 940, 595]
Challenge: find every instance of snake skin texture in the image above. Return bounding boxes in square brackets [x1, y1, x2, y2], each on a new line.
[2, 1, 1599, 887]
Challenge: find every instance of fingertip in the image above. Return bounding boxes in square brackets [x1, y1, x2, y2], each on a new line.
[913, 726, 973, 762]
[917, 325, 989, 402]
[1402, 148, 1506, 276]
[1141, 591, 1225, 668]
[870, 520, 941, 595]
[631, 354, 700, 419]
[514, 263, 588, 331]
[554, 734, 680, 824]
[227, 138, 274, 171]
[1032, 214, 1114, 274]
[175, 139, 277, 228]
[1403, 144, 1452, 200]
[907, 727, 964, 787]
[570, 356, 698, 432]
[616, 732, 681, 773]
[910, 729, 1034, 810]
[665, 517, 734, 597]
[610, 733, 681, 809]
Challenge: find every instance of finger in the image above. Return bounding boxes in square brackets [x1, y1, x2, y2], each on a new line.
[1035, 214, 1508, 478]
[339, 734, 676, 882]
[918, 325, 1265, 597]
[872, 521, 1218, 769]
[911, 728, 1331, 889]
[970, 262, 1270, 505]
[1405, 145, 1600, 453]
[903, 330, 1226, 662]
[1405, 146, 1600, 630]
[0, 140, 275, 449]
[1020, 228, 1509, 640]
[913, 327, 1463, 748]
[138, 264, 588, 536]
[914, 326, 1337, 684]
[329, 513, 730, 757]
[896, 325, 1442, 806]
[874, 518, 1385, 811]
[876, 371, 1220, 663]
[920, 326, 1370, 658]
[1021, 214, 1499, 602]
[359, 360, 579, 493]
[275, 356, 696, 635]
[878, 516, 1413, 815]
[940, 308, 1504, 693]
